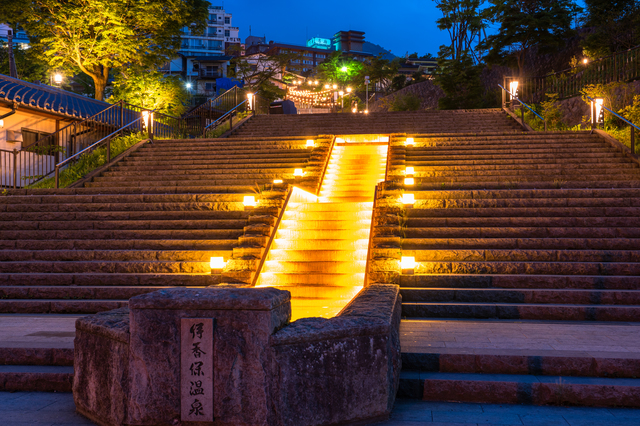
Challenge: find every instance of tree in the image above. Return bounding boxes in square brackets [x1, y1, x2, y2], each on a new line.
[581, 0, 640, 56]
[435, 53, 485, 109]
[2, 0, 208, 100]
[362, 55, 399, 94]
[433, 0, 487, 63]
[108, 69, 189, 117]
[481, 0, 581, 76]
[231, 52, 302, 101]
[0, 41, 48, 83]
[315, 52, 365, 88]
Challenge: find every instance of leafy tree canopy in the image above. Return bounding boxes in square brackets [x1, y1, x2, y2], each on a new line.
[581, 0, 640, 56]
[1, 0, 208, 100]
[107, 69, 189, 117]
[0, 41, 48, 83]
[315, 52, 365, 88]
[481, 0, 581, 76]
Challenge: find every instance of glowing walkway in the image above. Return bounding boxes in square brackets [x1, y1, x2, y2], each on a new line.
[256, 142, 388, 320]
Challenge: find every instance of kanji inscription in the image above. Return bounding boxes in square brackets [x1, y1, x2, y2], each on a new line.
[181, 318, 214, 422]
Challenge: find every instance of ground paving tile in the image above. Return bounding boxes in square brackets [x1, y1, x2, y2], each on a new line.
[0, 315, 80, 349]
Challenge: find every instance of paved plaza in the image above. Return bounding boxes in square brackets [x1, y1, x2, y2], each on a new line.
[2, 392, 640, 426]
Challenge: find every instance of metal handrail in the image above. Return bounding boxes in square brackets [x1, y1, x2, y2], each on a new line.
[498, 84, 545, 122]
[251, 185, 294, 287]
[363, 183, 379, 287]
[316, 135, 336, 196]
[586, 96, 640, 131]
[184, 86, 237, 118]
[54, 116, 144, 187]
[536, 44, 640, 79]
[201, 99, 248, 136]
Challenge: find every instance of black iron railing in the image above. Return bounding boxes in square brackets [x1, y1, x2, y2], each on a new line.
[520, 45, 640, 103]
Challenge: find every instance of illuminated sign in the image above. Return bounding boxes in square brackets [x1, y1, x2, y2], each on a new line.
[306, 37, 332, 50]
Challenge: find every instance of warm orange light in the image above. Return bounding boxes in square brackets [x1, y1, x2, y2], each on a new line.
[243, 196, 257, 207]
[401, 256, 416, 270]
[364, 110, 368, 114]
[210, 257, 225, 269]
[404, 177, 414, 185]
[405, 137, 414, 146]
[583, 58, 588, 64]
[306, 140, 315, 148]
[402, 193, 415, 204]
[406, 167, 414, 175]
[273, 179, 283, 184]
[293, 168, 304, 177]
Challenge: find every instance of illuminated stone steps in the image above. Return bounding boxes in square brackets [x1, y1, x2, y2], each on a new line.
[257, 143, 387, 320]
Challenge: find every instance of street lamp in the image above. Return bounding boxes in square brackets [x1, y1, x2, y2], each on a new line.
[338, 90, 344, 111]
[509, 80, 519, 100]
[53, 73, 63, 86]
[583, 58, 588, 64]
[340, 66, 348, 72]
[346, 87, 352, 93]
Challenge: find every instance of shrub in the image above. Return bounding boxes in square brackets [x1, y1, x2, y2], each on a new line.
[389, 93, 421, 111]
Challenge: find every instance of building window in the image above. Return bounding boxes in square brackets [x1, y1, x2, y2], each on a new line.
[225, 30, 230, 37]
[224, 17, 230, 24]
[205, 82, 215, 91]
[317, 54, 325, 59]
[21, 128, 52, 150]
[209, 14, 216, 21]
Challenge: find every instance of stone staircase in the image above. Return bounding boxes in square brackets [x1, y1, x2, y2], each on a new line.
[256, 143, 388, 320]
[230, 109, 521, 138]
[370, 130, 640, 407]
[0, 137, 332, 315]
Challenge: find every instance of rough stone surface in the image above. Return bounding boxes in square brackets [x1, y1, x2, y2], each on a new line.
[73, 284, 402, 426]
[270, 284, 402, 426]
[73, 307, 130, 426]
[126, 287, 291, 426]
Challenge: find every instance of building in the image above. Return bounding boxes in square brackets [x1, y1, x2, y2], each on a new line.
[161, 5, 239, 96]
[0, 24, 29, 49]
[245, 40, 331, 75]
[332, 30, 373, 61]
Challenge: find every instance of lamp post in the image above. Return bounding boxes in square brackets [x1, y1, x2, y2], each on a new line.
[591, 98, 604, 131]
[52, 73, 63, 87]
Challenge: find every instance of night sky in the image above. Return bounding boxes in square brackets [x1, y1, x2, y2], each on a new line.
[229, 0, 449, 58]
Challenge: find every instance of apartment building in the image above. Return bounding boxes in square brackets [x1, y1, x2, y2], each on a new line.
[161, 5, 240, 96]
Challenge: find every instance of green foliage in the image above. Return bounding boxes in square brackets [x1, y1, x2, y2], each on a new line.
[29, 132, 144, 188]
[481, 0, 581, 76]
[0, 41, 48, 82]
[390, 75, 407, 92]
[203, 111, 250, 138]
[389, 93, 421, 111]
[582, 0, 640, 55]
[540, 93, 564, 130]
[362, 55, 399, 94]
[434, 0, 486, 62]
[108, 70, 189, 116]
[315, 52, 365, 88]
[435, 54, 485, 109]
[2, 0, 209, 100]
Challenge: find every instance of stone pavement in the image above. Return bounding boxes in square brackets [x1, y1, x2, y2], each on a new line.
[0, 314, 78, 350]
[401, 318, 640, 354]
[377, 399, 640, 425]
[2, 392, 640, 426]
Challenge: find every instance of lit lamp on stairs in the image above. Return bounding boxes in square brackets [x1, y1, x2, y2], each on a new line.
[405, 137, 414, 147]
[247, 93, 254, 113]
[306, 139, 315, 148]
[243, 195, 257, 209]
[401, 256, 416, 274]
[210, 257, 225, 273]
[404, 166, 415, 186]
[293, 168, 304, 178]
[591, 98, 604, 130]
[142, 110, 154, 141]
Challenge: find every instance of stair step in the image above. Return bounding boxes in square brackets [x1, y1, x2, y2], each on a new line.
[398, 371, 640, 407]
[0, 365, 74, 392]
[401, 302, 640, 321]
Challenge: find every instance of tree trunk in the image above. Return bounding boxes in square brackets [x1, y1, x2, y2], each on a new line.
[93, 75, 108, 101]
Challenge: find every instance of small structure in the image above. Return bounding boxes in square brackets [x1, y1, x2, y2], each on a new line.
[74, 285, 401, 426]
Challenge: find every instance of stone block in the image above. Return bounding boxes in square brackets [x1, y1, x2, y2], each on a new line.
[74, 307, 130, 426]
[126, 287, 290, 426]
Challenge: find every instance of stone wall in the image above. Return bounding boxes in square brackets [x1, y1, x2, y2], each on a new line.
[73, 284, 401, 426]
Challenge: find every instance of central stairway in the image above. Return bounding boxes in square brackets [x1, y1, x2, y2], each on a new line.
[257, 143, 388, 320]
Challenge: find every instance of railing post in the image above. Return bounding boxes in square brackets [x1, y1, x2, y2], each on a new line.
[632, 125, 636, 155]
[120, 101, 124, 128]
[12, 149, 17, 189]
[55, 164, 59, 189]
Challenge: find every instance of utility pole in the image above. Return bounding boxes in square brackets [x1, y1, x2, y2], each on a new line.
[7, 29, 18, 78]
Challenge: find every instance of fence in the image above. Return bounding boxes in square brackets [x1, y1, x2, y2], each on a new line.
[183, 86, 249, 136]
[521, 45, 640, 103]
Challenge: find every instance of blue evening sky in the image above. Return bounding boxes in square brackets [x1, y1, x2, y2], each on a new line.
[228, 0, 448, 58]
